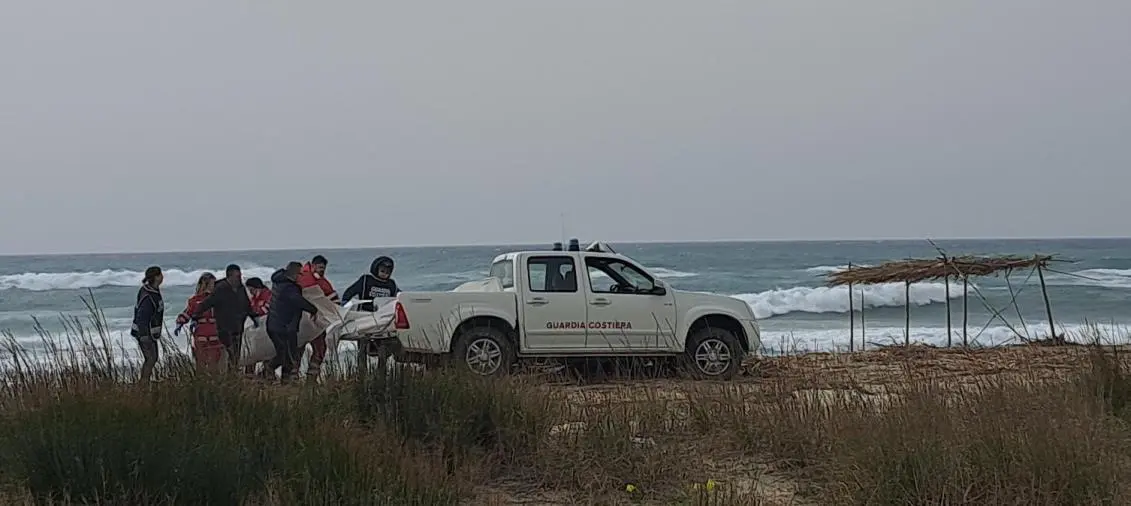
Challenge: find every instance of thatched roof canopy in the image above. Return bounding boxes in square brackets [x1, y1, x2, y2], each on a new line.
[825, 255, 1055, 286]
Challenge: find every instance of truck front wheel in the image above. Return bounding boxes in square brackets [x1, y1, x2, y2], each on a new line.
[681, 327, 743, 380]
[452, 326, 516, 377]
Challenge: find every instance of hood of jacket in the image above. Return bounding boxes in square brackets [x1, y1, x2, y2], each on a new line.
[270, 268, 291, 285]
[370, 256, 394, 277]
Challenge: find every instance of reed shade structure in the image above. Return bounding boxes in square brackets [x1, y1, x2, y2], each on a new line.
[825, 255, 1057, 348]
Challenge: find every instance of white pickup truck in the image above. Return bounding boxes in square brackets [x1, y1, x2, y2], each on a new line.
[376, 241, 760, 380]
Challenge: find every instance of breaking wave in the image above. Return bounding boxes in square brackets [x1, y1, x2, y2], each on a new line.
[649, 267, 697, 279]
[0, 265, 278, 292]
[0, 264, 698, 292]
[733, 281, 965, 320]
[804, 265, 848, 274]
[756, 322, 1131, 354]
[803, 264, 876, 274]
[1046, 268, 1131, 289]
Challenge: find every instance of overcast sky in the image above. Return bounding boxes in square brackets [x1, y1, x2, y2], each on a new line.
[1, 1, 1128, 255]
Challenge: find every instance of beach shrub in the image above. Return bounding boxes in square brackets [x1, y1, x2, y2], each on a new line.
[725, 350, 1131, 505]
[7, 301, 1131, 504]
[0, 371, 461, 505]
[351, 366, 558, 465]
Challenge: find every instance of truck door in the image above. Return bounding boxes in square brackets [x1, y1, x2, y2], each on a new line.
[519, 254, 589, 352]
[582, 256, 679, 351]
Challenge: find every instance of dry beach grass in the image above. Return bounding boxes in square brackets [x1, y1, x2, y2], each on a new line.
[2, 311, 1131, 505]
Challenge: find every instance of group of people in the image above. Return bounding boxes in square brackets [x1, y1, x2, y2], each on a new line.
[130, 254, 400, 382]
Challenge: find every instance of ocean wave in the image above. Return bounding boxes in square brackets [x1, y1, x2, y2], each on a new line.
[1045, 268, 1131, 289]
[0, 264, 697, 293]
[803, 263, 876, 273]
[417, 270, 490, 282]
[803, 265, 844, 274]
[757, 322, 1131, 354]
[733, 281, 965, 320]
[649, 267, 697, 279]
[0, 266, 278, 292]
[802, 264, 876, 274]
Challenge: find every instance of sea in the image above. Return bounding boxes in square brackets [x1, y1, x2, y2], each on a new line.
[2, 239, 1130, 360]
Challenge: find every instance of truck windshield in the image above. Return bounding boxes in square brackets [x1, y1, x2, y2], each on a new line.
[488, 259, 514, 289]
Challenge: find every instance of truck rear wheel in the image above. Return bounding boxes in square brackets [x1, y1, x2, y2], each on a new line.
[681, 327, 743, 380]
[452, 326, 516, 377]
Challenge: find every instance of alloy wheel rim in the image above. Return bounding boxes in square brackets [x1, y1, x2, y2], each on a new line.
[466, 338, 503, 375]
[694, 338, 732, 376]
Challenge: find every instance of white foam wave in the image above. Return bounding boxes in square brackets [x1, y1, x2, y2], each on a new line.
[1045, 268, 1131, 289]
[803, 264, 874, 275]
[418, 270, 490, 282]
[733, 281, 965, 320]
[649, 267, 697, 279]
[0, 266, 278, 292]
[757, 322, 1131, 355]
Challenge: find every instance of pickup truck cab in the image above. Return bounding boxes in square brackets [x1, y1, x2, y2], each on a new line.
[390, 241, 760, 380]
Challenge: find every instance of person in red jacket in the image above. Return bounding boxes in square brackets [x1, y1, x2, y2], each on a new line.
[297, 255, 338, 378]
[247, 277, 271, 316]
[175, 272, 224, 370]
[241, 276, 273, 377]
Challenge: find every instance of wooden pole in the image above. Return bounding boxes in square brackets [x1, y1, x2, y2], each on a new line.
[962, 276, 969, 348]
[860, 288, 866, 351]
[1036, 264, 1058, 343]
[945, 274, 952, 348]
[905, 281, 911, 346]
[848, 277, 855, 352]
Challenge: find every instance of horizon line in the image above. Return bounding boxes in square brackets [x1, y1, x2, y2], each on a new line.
[3, 235, 1130, 258]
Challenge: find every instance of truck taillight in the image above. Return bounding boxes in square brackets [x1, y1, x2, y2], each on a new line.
[394, 302, 410, 330]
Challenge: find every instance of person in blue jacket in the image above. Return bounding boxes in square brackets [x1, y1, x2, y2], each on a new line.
[131, 266, 165, 382]
[266, 262, 318, 381]
[341, 256, 399, 312]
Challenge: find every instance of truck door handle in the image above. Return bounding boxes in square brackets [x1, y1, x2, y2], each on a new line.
[590, 298, 611, 306]
[526, 297, 548, 306]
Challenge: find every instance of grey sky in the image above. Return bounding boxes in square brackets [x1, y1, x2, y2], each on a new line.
[2, 1, 1128, 255]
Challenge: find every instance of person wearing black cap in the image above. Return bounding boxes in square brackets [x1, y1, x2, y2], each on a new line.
[341, 256, 399, 312]
[131, 266, 165, 382]
[193, 263, 258, 372]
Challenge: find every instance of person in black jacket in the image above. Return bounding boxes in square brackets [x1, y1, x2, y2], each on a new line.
[341, 256, 399, 312]
[193, 264, 258, 372]
[131, 266, 165, 382]
[266, 262, 318, 381]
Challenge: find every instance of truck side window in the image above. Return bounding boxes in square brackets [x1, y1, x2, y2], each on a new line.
[489, 260, 514, 289]
[586, 258, 654, 294]
[527, 256, 577, 293]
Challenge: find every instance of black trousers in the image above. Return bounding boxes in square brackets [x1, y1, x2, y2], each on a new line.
[135, 335, 160, 381]
[267, 329, 299, 378]
[217, 329, 243, 372]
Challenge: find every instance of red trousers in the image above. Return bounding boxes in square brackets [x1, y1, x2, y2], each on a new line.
[193, 336, 225, 368]
[307, 332, 327, 377]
